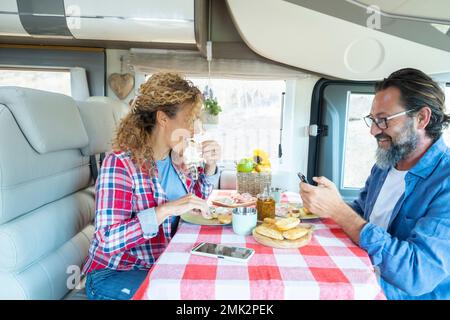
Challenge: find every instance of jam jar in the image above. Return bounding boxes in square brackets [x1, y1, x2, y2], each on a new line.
[256, 185, 276, 221]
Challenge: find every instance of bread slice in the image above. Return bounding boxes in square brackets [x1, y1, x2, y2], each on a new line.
[299, 207, 311, 216]
[217, 214, 232, 224]
[282, 227, 309, 240]
[274, 217, 300, 231]
[255, 224, 284, 240]
[263, 217, 277, 225]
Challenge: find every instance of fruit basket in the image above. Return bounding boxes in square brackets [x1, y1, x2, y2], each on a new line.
[236, 149, 272, 196]
[236, 171, 272, 196]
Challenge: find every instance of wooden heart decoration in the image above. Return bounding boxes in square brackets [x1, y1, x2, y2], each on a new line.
[108, 73, 134, 100]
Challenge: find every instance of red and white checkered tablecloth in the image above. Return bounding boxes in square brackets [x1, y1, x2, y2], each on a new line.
[133, 190, 385, 300]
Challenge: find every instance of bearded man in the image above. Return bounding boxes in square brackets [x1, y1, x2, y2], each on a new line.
[300, 68, 450, 299]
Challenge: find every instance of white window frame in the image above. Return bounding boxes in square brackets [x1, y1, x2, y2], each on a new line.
[341, 92, 376, 190]
[139, 72, 291, 170]
[0, 66, 72, 96]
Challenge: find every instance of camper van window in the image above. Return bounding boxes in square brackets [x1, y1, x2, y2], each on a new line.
[343, 93, 376, 189]
[144, 75, 286, 167]
[0, 67, 71, 96]
[344, 87, 450, 188]
[190, 78, 286, 167]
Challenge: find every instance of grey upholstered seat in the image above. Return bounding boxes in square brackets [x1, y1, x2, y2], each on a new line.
[0, 87, 127, 299]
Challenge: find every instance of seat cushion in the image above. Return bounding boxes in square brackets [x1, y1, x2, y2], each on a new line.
[0, 87, 89, 154]
[0, 224, 94, 300]
[219, 169, 237, 189]
[0, 103, 91, 224]
[0, 187, 95, 272]
[77, 100, 118, 157]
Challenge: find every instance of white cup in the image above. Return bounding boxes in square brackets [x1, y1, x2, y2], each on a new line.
[232, 207, 257, 236]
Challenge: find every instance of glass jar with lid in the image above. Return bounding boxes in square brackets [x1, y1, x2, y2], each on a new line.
[256, 184, 276, 221]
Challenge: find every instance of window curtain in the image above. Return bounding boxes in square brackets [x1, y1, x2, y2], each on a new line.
[127, 49, 310, 80]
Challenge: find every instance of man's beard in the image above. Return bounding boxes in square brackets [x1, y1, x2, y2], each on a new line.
[375, 118, 418, 170]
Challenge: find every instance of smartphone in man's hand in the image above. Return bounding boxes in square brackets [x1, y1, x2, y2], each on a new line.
[297, 172, 310, 184]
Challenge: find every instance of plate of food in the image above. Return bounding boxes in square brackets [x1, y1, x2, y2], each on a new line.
[282, 204, 319, 220]
[296, 207, 320, 220]
[211, 193, 256, 208]
[252, 217, 314, 249]
[181, 206, 233, 226]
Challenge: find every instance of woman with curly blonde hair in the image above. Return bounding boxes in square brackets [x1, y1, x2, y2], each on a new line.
[82, 72, 221, 300]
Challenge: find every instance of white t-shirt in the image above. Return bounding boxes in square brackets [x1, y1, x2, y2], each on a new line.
[369, 167, 408, 230]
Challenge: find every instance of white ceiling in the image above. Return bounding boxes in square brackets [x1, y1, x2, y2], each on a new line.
[1, 0, 19, 11]
[353, 0, 450, 22]
[0, 15, 28, 37]
[68, 19, 195, 43]
[0, 0, 196, 43]
[63, 0, 194, 20]
[0, 0, 28, 37]
[227, 0, 450, 80]
[64, 0, 195, 43]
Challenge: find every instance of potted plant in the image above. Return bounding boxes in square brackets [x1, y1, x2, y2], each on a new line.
[202, 86, 222, 124]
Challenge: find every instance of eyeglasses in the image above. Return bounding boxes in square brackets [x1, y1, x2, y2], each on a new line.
[363, 109, 414, 130]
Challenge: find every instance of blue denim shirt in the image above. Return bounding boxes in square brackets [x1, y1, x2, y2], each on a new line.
[350, 137, 450, 300]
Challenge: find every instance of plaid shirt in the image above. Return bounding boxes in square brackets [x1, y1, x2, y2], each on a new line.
[82, 151, 213, 274]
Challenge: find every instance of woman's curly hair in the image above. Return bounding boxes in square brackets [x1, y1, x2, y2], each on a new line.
[112, 72, 203, 168]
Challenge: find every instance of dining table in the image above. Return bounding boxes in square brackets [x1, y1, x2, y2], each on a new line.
[133, 189, 385, 300]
